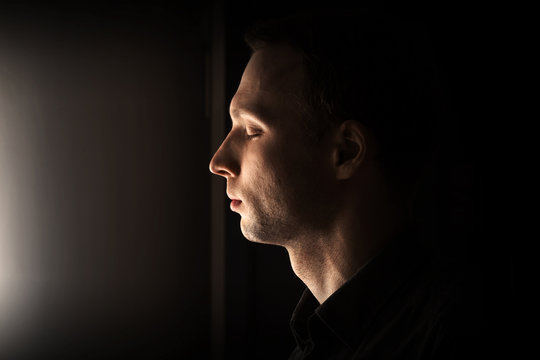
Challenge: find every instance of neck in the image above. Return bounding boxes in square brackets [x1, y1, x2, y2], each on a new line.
[285, 179, 407, 304]
[285, 234, 372, 304]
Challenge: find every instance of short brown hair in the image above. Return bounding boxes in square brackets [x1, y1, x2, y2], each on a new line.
[244, 8, 449, 196]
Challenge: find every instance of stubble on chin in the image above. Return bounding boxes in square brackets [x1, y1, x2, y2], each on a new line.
[240, 214, 277, 244]
[239, 207, 295, 246]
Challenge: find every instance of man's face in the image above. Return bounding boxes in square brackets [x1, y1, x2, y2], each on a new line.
[209, 44, 335, 245]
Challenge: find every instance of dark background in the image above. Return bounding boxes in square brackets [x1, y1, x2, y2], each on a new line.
[0, 1, 514, 359]
[223, 1, 515, 358]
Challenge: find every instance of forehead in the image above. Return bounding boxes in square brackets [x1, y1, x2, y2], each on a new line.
[230, 44, 306, 122]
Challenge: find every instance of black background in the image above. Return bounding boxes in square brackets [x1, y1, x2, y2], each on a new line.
[224, 1, 515, 358]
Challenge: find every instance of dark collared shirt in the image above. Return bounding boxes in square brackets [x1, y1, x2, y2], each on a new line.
[289, 231, 491, 360]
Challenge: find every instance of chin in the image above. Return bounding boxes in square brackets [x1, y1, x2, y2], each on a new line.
[239, 220, 260, 243]
[240, 218, 287, 246]
[240, 218, 266, 242]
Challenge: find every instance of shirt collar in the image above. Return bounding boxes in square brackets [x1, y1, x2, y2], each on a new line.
[290, 228, 430, 349]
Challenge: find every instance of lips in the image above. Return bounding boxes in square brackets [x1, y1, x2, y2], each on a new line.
[227, 192, 242, 212]
[230, 199, 242, 211]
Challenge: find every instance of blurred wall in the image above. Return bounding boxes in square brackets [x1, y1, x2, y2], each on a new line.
[0, 2, 211, 359]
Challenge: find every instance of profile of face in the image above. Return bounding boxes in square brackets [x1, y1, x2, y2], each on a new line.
[209, 44, 337, 245]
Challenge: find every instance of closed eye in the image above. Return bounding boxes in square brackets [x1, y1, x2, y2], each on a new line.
[246, 133, 262, 140]
[246, 127, 263, 140]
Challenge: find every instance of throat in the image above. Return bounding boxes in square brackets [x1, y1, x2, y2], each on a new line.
[286, 239, 364, 304]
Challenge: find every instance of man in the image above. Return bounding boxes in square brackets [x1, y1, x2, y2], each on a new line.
[210, 10, 492, 359]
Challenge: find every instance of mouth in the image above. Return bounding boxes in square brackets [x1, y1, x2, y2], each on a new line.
[230, 199, 242, 211]
[227, 193, 242, 212]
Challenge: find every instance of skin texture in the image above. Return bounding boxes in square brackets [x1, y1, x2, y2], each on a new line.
[209, 43, 406, 304]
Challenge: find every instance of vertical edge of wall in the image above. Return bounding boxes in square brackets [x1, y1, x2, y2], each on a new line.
[207, 0, 226, 359]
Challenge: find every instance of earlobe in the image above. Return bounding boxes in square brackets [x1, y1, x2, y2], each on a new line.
[334, 120, 367, 180]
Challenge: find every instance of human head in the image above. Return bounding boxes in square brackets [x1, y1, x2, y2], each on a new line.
[209, 9, 446, 244]
[210, 42, 343, 244]
[243, 9, 445, 201]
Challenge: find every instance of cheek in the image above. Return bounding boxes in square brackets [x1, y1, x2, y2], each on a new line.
[242, 134, 324, 193]
[241, 147, 278, 190]
[240, 144, 290, 202]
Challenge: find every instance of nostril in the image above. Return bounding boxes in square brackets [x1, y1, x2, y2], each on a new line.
[209, 157, 232, 178]
[217, 169, 230, 177]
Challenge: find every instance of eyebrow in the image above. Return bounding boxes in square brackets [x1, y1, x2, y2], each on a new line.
[229, 105, 273, 125]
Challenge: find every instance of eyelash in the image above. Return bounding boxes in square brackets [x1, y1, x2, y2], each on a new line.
[246, 133, 261, 140]
[246, 128, 262, 139]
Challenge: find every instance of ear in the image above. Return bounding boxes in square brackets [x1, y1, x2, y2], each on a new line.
[332, 120, 367, 180]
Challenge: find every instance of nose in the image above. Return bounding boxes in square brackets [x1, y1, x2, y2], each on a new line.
[209, 134, 239, 178]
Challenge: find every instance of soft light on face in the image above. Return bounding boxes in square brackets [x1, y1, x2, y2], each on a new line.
[209, 44, 335, 246]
